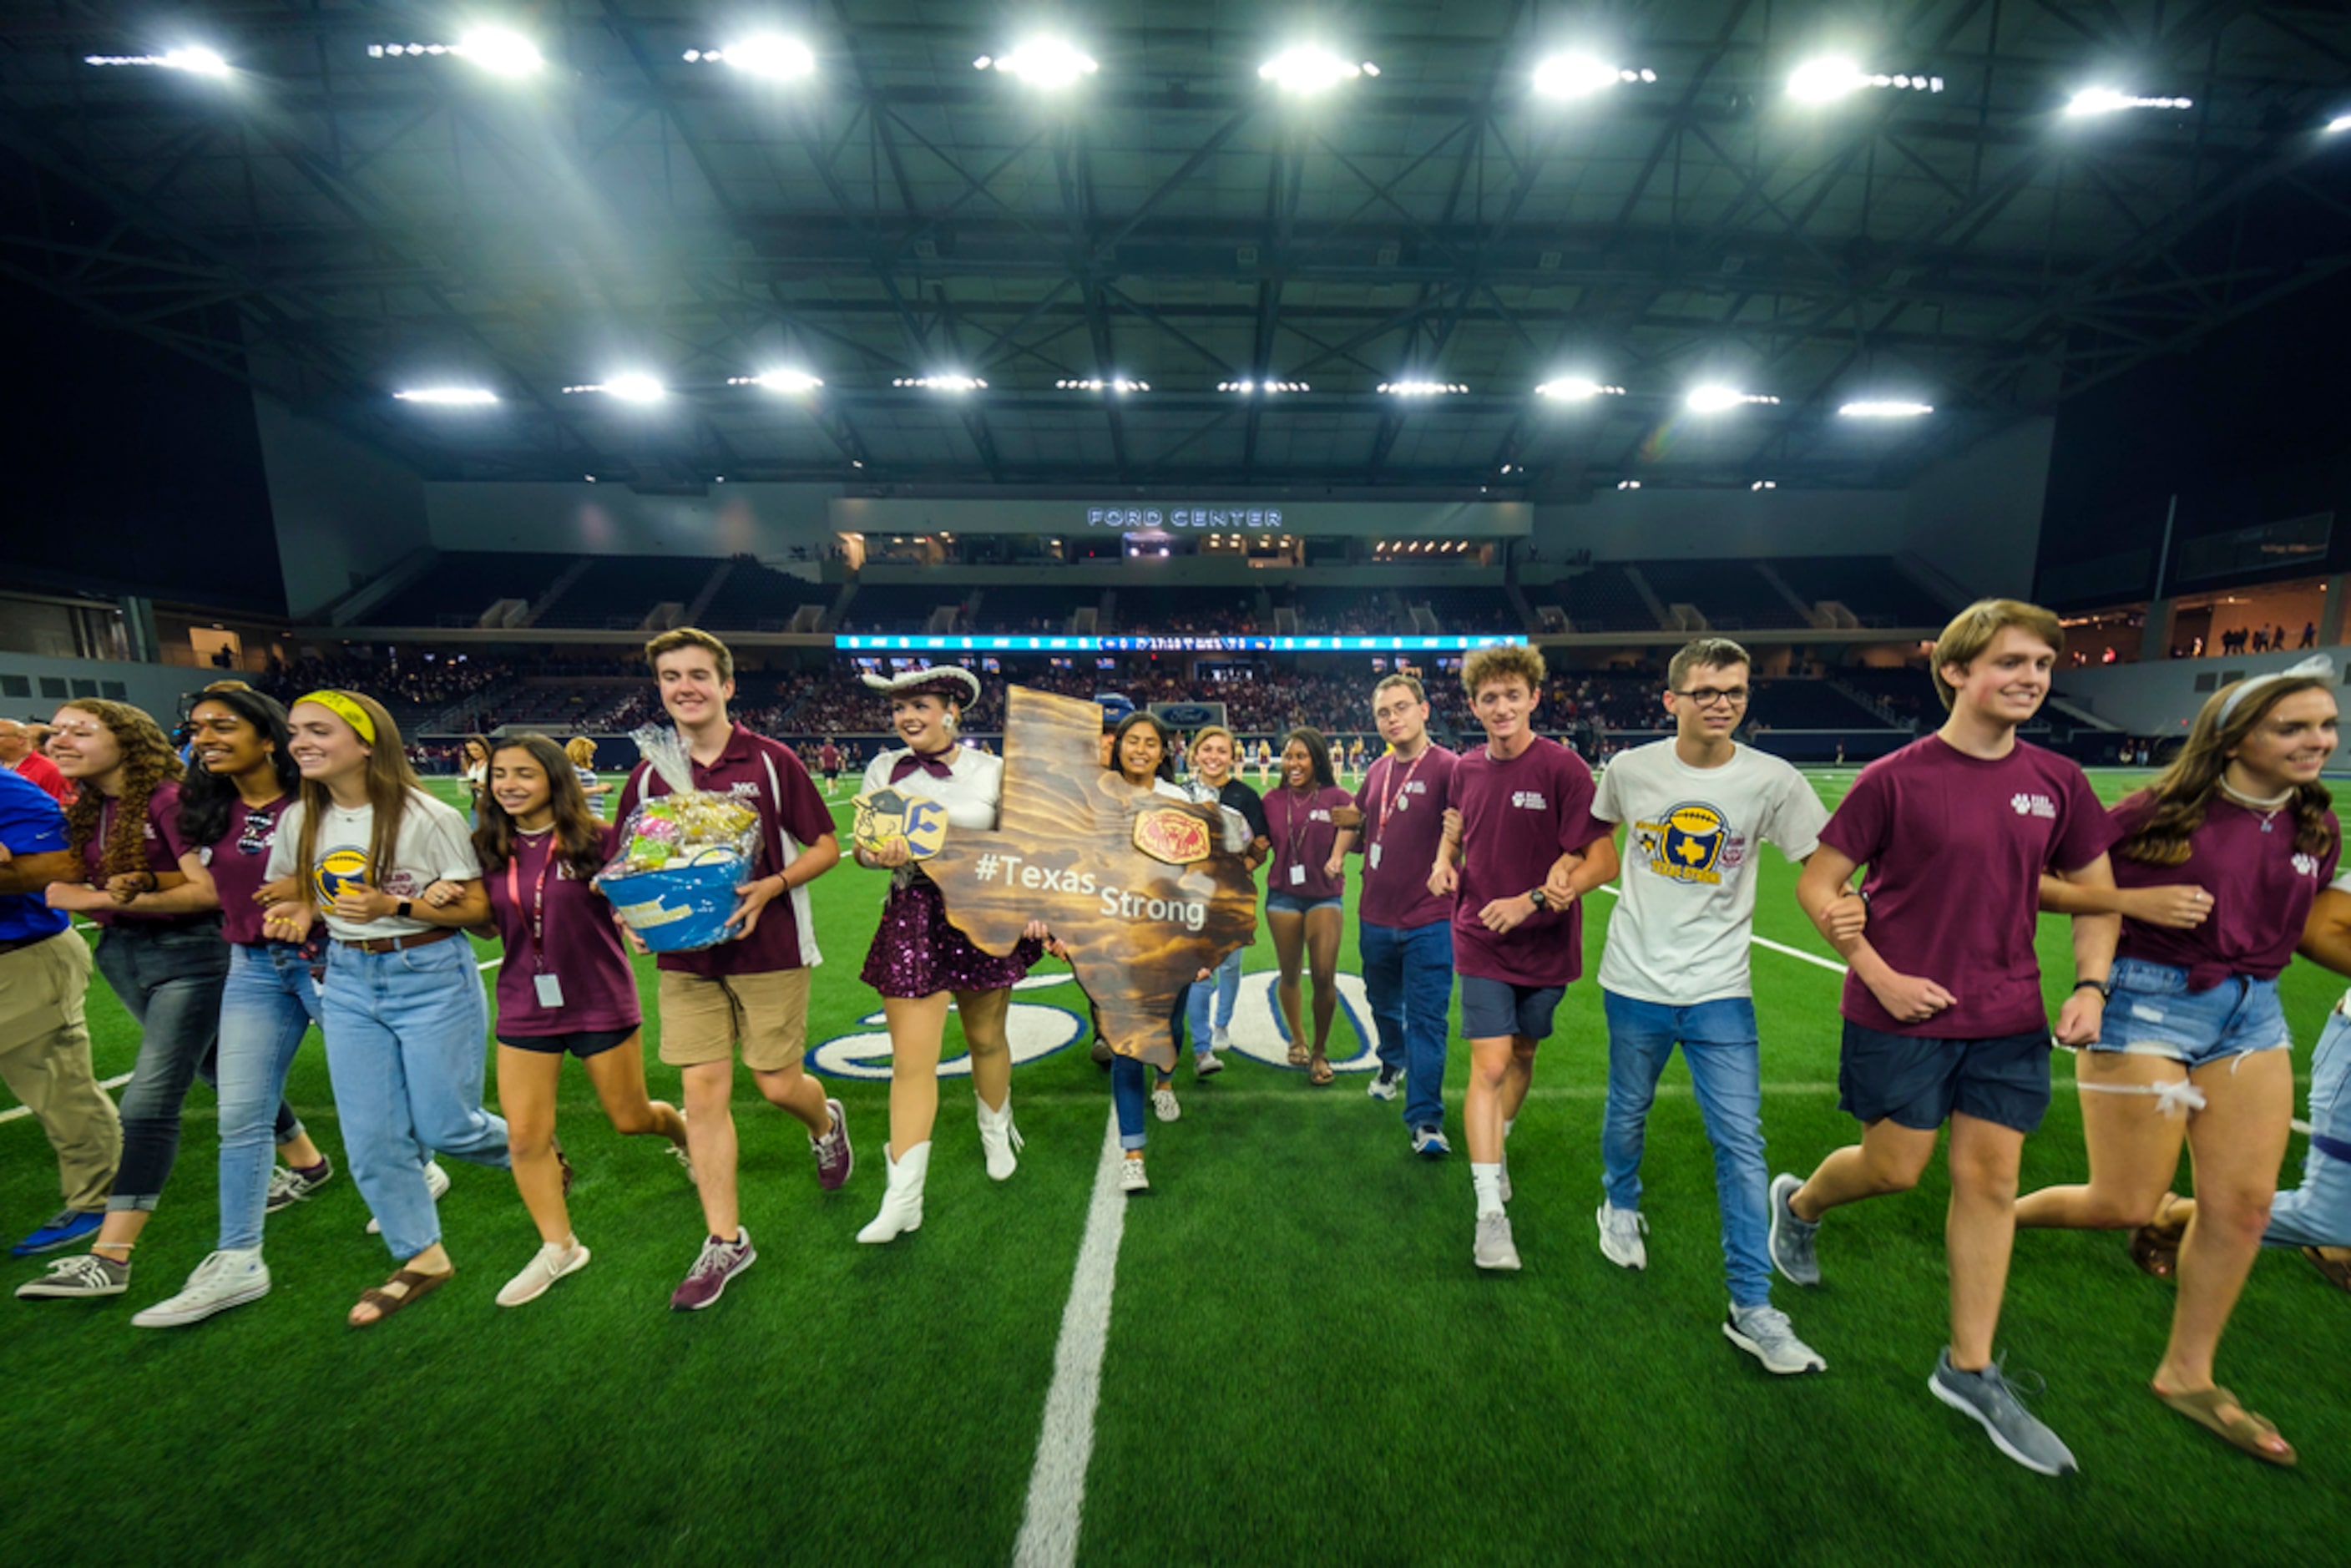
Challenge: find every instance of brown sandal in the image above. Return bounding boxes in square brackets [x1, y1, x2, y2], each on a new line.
[2153, 1383, 2297, 1467]
[2129, 1195, 2187, 1281]
[350, 1267, 453, 1328]
[1307, 1057, 1335, 1086]
[2305, 1247, 2351, 1295]
[1287, 1039, 1312, 1068]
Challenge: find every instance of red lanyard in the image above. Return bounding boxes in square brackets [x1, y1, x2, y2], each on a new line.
[506, 842, 554, 973]
[1370, 751, 1426, 847]
[1280, 787, 1319, 870]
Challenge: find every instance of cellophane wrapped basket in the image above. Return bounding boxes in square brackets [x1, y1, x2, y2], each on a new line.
[594, 725, 762, 952]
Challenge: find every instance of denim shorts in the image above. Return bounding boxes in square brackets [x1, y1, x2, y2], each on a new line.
[1838, 1021, 2052, 1134]
[2091, 958, 2291, 1070]
[1459, 974, 1565, 1043]
[1267, 892, 1344, 916]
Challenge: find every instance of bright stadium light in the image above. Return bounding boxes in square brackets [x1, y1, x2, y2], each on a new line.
[977, 38, 1099, 89]
[1535, 377, 1627, 401]
[87, 46, 232, 76]
[688, 35, 816, 78]
[564, 375, 666, 402]
[1379, 381, 1469, 396]
[1751, 479, 1779, 491]
[1057, 378, 1150, 392]
[2064, 86, 2192, 117]
[1532, 53, 1655, 99]
[893, 375, 986, 392]
[1616, 479, 1641, 489]
[1839, 400, 1934, 418]
[1260, 47, 1374, 94]
[1788, 56, 1943, 102]
[395, 387, 499, 406]
[1220, 378, 1309, 393]
[1686, 384, 1778, 412]
[457, 28, 543, 77]
[2329, 114, 2351, 134]
[730, 370, 824, 393]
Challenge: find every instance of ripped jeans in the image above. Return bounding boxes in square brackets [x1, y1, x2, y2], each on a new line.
[2088, 959, 2288, 1071]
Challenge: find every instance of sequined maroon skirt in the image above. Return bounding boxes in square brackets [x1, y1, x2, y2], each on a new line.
[860, 873, 1040, 999]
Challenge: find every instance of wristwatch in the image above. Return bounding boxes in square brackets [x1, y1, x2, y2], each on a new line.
[397, 899, 414, 920]
[2072, 977, 2111, 1000]
[1528, 888, 1549, 911]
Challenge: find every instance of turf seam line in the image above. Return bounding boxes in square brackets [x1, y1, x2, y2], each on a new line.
[0, 1073, 132, 1125]
[1011, 1107, 1126, 1568]
[1588, 883, 1849, 976]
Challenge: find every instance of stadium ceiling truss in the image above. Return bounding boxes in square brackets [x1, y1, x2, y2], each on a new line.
[2, 1, 2349, 494]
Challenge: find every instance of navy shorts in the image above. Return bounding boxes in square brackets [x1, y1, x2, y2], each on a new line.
[1459, 974, 1565, 1043]
[1838, 1020, 2052, 1134]
[498, 1025, 638, 1059]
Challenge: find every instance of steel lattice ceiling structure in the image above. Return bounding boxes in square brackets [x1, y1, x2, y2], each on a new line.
[3, 2, 2348, 494]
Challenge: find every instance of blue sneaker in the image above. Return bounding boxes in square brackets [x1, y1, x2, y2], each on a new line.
[13, 1208, 104, 1257]
[1412, 1125, 1452, 1159]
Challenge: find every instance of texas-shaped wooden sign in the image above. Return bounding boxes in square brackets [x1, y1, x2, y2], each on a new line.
[923, 686, 1260, 1070]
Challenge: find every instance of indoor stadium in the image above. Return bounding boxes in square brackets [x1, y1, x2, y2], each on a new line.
[4, 3, 2350, 1563]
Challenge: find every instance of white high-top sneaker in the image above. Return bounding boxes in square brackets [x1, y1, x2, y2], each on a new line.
[856, 1141, 931, 1243]
[976, 1094, 1024, 1181]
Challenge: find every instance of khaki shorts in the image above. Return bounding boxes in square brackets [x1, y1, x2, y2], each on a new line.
[656, 968, 811, 1072]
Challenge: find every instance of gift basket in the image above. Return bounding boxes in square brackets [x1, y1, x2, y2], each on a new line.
[594, 725, 762, 952]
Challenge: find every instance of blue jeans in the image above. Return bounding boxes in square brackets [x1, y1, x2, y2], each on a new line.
[1111, 994, 1187, 1151]
[1361, 918, 1454, 1132]
[321, 936, 508, 1259]
[1601, 991, 1772, 1309]
[2269, 1007, 2351, 1249]
[1186, 949, 1243, 1053]
[215, 943, 326, 1252]
[95, 921, 230, 1212]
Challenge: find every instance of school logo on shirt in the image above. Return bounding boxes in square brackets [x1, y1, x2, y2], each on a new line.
[727, 781, 763, 799]
[313, 845, 425, 902]
[2295, 852, 2323, 878]
[2010, 792, 2057, 820]
[1509, 791, 1550, 810]
[1635, 802, 1731, 886]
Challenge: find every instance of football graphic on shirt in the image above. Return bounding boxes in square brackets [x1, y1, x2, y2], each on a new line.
[1640, 803, 1727, 884]
[314, 845, 369, 903]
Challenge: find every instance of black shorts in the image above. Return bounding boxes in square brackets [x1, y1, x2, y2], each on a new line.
[498, 1025, 638, 1059]
[1837, 1021, 2052, 1135]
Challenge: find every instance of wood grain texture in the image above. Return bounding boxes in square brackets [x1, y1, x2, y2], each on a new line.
[925, 686, 1260, 1070]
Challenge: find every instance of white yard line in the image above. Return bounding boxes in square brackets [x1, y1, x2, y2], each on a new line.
[1589, 883, 1851, 975]
[0, 1073, 132, 1125]
[1012, 1109, 1130, 1568]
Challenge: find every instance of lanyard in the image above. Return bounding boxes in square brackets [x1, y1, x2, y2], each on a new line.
[1279, 787, 1319, 871]
[506, 842, 554, 974]
[1370, 751, 1427, 847]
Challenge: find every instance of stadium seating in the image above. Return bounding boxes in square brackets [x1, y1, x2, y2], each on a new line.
[1413, 587, 1527, 635]
[1772, 557, 1953, 629]
[534, 555, 723, 630]
[365, 552, 573, 627]
[1108, 586, 1260, 634]
[695, 561, 834, 632]
[1632, 560, 1803, 631]
[1748, 680, 1890, 729]
[1557, 566, 1659, 633]
[839, 583, 971, 633]
[975, 584, 1103, 633]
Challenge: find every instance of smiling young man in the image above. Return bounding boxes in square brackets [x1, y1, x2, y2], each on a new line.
[1332, 674, 1458, 1154]
[1771, 599, 2121, 1474]
[1585, 639, 1840, 1377]
[1428, 645, 1610, 1270]
[614, 628, 846, 1311]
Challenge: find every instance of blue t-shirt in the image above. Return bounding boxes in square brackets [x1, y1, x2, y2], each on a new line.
[0, 767, 73, 943]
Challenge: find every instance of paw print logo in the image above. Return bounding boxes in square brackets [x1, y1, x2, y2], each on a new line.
[2294, 852, 2321, 878]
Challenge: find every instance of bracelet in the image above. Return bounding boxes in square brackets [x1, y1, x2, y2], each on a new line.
[2072, 978, 2111, 1000]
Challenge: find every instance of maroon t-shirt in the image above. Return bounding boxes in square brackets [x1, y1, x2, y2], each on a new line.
[2110, 792, 2340, 986]
[1264, 784, 1354, 903]
[487, 824, 644, 1036]
[1821, 736, 2120, 1038]
[1442, 736, 1605, 987]
[1354, 744, 1457, 929]
[204, 797, 292, 947]
[83, 781, 200, 927]
[819, 745, 842, 772]
[614, 724, 837, 977]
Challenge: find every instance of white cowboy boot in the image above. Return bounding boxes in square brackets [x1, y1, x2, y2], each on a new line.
[856, 1142, 930, 1243]
[976, 1093, 1024, 1181]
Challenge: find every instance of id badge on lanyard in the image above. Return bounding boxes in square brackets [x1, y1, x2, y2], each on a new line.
[508, 855, 565, 1010]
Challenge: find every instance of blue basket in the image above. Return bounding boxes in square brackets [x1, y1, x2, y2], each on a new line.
[599, 853, 749, 953]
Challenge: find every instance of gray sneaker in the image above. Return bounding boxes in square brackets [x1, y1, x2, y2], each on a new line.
[1724, 1302, 1828, 1375]
[1596, 1203, 1649, 1270]
[265, 1157, 334, 1212]
[1474, 1212, 1522, 1272]
[17, 1252, 130, 1300]
[1768, 1173, 1820, 1287]
[1928, 1349, 2079, 1475]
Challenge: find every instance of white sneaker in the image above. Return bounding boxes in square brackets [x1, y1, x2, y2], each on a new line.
[1725, 1303, 1828, 1376]
[1211, 1027, 1232, 1052]
[1152, 1086, 1181, 1123]
[1474, 1211, 1521, 1272]
[1367, 1068, 1403, 1102]
[1120, 1154, 1150, 1194]
[366, 1160, 451, 1236]
[495, 1239, 592, 1308]
[1499, 1156, 1513, 1206]
[1596, 1203, 1649, 1270]
[131, 1248, 271, 1328]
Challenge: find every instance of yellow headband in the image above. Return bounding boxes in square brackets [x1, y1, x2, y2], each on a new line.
[296, 690, 376, 746]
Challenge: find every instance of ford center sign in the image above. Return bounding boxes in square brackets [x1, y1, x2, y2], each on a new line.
[1085, 507, 1282, 529]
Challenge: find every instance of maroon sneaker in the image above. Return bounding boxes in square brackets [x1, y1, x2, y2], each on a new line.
[811, 1099, 853, 1191]
[669, 1229, 756, 1312]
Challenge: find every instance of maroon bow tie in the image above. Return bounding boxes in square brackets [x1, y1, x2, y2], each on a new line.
[890, 751, 955, 782]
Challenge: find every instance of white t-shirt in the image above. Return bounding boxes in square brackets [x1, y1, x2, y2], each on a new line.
[1590, 740, 1829, 1005]
[267, 790, 484, 942]
[861, 746, 1006, 830]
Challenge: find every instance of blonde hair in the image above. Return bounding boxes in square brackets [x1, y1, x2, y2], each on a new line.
[644, 626, 734, 685]
[1190, 725, 1237, 774]
[288, 692, 429, 902]
[564, 736, 596, 766]
[1667, 638, 1751, 690]
[1931, 599, 2065, 712]
[1461, 645, 1546, 697]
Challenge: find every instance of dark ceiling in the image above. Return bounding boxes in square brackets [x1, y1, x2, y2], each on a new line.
[3, 1, 2348, 493]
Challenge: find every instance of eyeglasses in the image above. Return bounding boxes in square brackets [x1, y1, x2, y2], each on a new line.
[1673, 686, 1750, 709]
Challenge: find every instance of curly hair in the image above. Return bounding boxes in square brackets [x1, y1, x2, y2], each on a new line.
[2119, 674, 2338, 865]
[58, 700, 185, 882]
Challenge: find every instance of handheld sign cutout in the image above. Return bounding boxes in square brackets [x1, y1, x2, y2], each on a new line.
[923, 687, 1260, 1071]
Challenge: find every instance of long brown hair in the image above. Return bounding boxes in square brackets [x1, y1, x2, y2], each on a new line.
[2119, 675, 2338, 865]
[475, 735, 606, 880]
[290, 692, 432, 897]
[58, 701, 184, 881]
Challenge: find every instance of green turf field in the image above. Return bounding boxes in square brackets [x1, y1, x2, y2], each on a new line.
[4, 766, 2346, 1565]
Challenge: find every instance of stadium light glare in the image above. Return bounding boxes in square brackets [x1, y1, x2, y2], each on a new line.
[457, 28, 543, 76]
[1686, 384, 1778, 412]
[1535, 377, 1626, 401]
[2065, 87, 2191, 117]
[978, 38, 1099, 89]
[394, 387, 499, 406]
[563, 375, 666, 402]
[1839, 400, 1934, 418]
[1260, 47, 1372, 94]
[86, 46, 232, 75]
[1379, 381, 1469, 396]
[2329, 114, 2351, 134]
[1751, 479, 1778, 491]
[1616, 479, 1641, 490]
[1219, 379, 1309, 393]
[731, 370, 824, 393]
[1057, 378, 1150, 392]
[696, 35, 816, 78]
[894, 375, 986, 392]
[1788, 56, 1943, 102]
